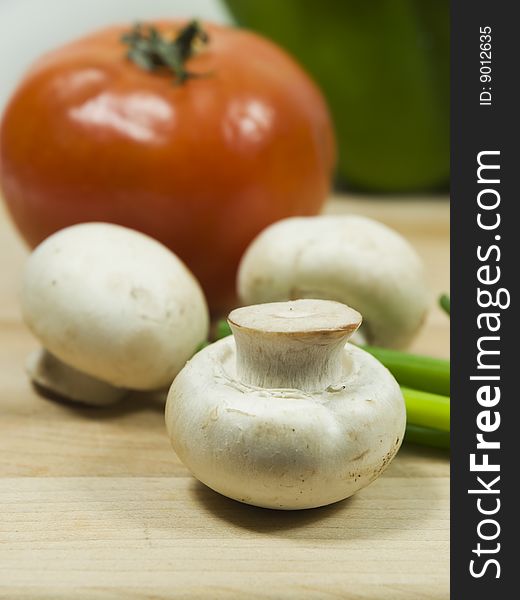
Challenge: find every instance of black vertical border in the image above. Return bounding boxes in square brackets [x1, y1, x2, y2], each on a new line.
[451, 1, 516, 596]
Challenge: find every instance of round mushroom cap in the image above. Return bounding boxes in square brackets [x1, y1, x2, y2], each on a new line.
[21, 223, 209, 390]
[166, 335, 406, 510]
[237, 215, 430, 348]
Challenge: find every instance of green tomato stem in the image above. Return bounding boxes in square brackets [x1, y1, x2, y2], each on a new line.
[121, 20, 209, 84]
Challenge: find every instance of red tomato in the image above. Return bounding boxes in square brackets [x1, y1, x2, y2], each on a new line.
[0, 20, 335, 313]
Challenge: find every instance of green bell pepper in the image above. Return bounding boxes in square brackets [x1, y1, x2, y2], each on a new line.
[225, 0, 449, 192]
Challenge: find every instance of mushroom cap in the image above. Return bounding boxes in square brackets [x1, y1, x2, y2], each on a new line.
[237, 215, 429, 348]
[228, 298, 362, 336]
[21, 222, 209, 390]
[166, 335, 405, 510]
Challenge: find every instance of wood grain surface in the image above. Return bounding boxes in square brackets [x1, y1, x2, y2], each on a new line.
[0, 196, 450, 599]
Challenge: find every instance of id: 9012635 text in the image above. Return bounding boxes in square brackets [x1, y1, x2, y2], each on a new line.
[480, 26, 492, 106]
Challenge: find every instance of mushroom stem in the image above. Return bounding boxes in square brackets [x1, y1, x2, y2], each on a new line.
[26, 349, 127, 406]
[227, 300, 362, 392]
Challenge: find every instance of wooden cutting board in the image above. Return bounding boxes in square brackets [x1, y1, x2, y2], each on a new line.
[0, 196, 450, 599]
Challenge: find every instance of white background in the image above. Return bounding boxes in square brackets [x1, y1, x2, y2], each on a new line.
[0, 0, 231, 112]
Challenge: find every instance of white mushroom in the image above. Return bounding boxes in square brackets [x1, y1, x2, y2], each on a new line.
[237, 215, 429, 349]
[21, 222, 209, 405]
[166, 299, 406, 510]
